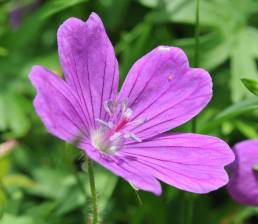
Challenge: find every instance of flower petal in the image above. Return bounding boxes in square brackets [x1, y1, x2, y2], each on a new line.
[120, 133, 234, 193]
[119, 46, 212, 140]
[80, 141, 162, 195]
[227, 139, 258, 206]
[57, 12, 119, 128]
[29, 66, 89, 141]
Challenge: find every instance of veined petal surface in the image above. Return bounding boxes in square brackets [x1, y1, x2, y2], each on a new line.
[119, 46, 212, 140]
[58, 13, 119, 128]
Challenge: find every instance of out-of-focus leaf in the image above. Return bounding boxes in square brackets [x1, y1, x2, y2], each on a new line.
[0, 47, 8, 56]
[6, 0, 89, 51]
[25, 202, 57, 221]
[241, 78, 258, 96]
[55, 165, 117, 216]
[230, 28, 258, 102]
[38, 0, 88, 20]
[0, 94, 8, 130]
[0, 159, 10, 179]
[201, 98, 258, 131]
[0, 140, 16, 157]
[235, 120, 258, 138]
[138, 0, 159, 8]
[0, 214, 35, 224]
[3, 175, 35, 188]
[21, 52, 60, 79]
[5, 94, 30, 137]
[29, 168, 74, 199]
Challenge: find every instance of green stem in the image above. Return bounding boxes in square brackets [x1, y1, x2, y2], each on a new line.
[87, 158, 98, 224]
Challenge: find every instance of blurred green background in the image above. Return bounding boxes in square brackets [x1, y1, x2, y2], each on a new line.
[0, 0, 258, 223]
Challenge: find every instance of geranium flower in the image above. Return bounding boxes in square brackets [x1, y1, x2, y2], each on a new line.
[29, 12, 234, 195]
[227, 139, 258, 206]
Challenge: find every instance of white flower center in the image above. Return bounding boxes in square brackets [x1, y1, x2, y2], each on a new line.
[91, 97, 145, 154]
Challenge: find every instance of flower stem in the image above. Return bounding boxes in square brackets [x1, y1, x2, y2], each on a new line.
[87, 158, 98, 224]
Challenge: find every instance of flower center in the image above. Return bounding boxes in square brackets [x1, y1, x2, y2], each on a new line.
[91, 97, 145, 154]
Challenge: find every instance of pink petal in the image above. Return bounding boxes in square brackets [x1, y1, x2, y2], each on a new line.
[119, 133, 234, 193]
[119, 46, 212, 140]
[80, 141, 162, 195]
[29, 66, 88, 141]
[57, 12, 119, 128]
[227, 139, 258, 206]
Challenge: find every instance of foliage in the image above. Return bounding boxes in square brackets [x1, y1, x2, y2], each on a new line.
[0, 0, 257, 223]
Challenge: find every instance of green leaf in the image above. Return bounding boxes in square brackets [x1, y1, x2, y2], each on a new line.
[201, 98, 258, 131]
[241, 78, 258, 96]
[0, 159, 10, 179]
[3, 175, 35, 189]
[55, 165, 117, 216]
[0, 214, 35, 224]
[235, 120, 258, 138]
[6, 0, 89, 51]
[231, 29, 258, 102]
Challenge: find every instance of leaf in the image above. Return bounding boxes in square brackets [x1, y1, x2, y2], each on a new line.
[0, 159, 10, 179]
[55, 165, 117, 216]
[0, 214, 35, 224]
[3, 175, 35, 189]
[201, 97, 258, 131]
[6, 0, 89, 51]
[5, 93, 30, 137]
[241, 78, 258, 96]
[235, 120, 258, 138]
[230, 29, 258, 102]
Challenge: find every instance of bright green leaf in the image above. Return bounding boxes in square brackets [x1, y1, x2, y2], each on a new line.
[241, 78, 258, 96]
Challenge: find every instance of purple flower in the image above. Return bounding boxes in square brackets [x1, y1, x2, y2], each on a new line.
[29, 13, 234, 195]
[227, 139, 258, 206]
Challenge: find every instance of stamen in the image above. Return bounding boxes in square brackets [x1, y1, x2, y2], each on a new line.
[124, 132, 142, 142]
[110, 132, 122, 141]
[121, 98, 129, 113]
[104, 99, 118, 115]
[96, 119, 113, 129]
[129, 117, 146, 126]
[123, 108, 133, 119]
[92, 97, 145, 154]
